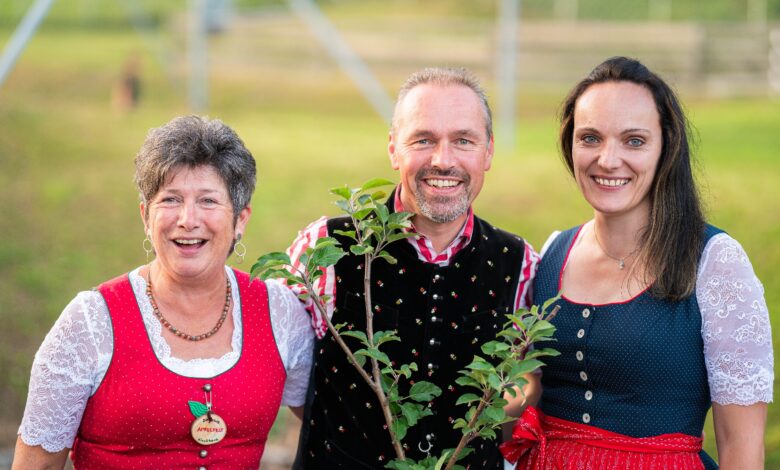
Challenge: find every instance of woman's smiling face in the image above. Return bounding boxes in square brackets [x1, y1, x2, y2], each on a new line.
[143, 165, 249, 282]
[571, 81, 663, 220]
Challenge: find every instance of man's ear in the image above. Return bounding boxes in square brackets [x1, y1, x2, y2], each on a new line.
[484, 134, 495, 171]
[388, 132, 400, 170]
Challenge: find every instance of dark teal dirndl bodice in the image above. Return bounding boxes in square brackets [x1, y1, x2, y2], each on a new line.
[533, 224, 724, 469]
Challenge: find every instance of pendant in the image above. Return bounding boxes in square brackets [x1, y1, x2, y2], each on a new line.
[618, 259, 625, 270]
[190, 412, 227, 445]
[188, 386, 226, 445]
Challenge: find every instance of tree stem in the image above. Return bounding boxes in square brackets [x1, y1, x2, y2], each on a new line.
[444, 389, 494, 470]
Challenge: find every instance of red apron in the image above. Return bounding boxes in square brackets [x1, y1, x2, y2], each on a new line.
[501, 406, 704, 470]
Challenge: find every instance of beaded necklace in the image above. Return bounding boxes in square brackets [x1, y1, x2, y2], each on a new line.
[145, 273, 231, 341]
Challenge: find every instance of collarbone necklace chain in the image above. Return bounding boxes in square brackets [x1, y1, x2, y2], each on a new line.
[592, 224, 641, 270]
[145, 271, 232, 341]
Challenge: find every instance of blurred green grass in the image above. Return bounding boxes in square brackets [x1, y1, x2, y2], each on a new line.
[0, 2, 778, 465]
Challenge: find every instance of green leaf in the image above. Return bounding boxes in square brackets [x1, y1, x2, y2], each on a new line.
[332, 229, 357, 241]
[357, 194, 373, 206]
[312, 237, 340, 249]
[355, 348, 391, 366]
[481, 340, 511, 356]
[369, 190, 387, 201]
[454, 375, 481, 388]
[483, 405, 506, 422]
[376, 250, 398, 265]
[524, 347, 561, 360]
[250, 252, 292, 278]
[391, 418, 408, 441]
[507, 376, 529, 390]
[351, 354, 366, 368]
[188, 400, 209, 418]
[329, 186, 352, 199]
[541, 293, 562, 314]
[256, 268, 300, 284]
[528, 320, 556, 339]
[465, 356, 494, 372]
[455, 393, 481, 406]
[350, 244, 374, 256]
[334, 199, 350, 212]
[385, 460, 414, 470]
[353, 207, 373, 221]
[434, 450, 454, 470]
[408, 381, 442, 402]
[487, 372, 503, 390]
[400, 402, 422, 426]
[478, 427, 497, 440]
[374, 203, 390, 223]
[511, 359, 545, 377]
[374, 329, 400, 346]
[387, 232, 414, 243]
[340, 330, 368, 345]
[308, 245, 347, 269]
[360, 177, 395, 191]
[452, 418, 468, 430]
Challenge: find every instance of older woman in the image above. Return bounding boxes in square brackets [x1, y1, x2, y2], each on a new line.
[503, 57, 773, 468]
[13, 116, 313, 469]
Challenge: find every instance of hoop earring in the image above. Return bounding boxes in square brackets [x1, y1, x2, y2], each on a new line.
[143, 234, 154, 262]
[233, 233, 246, 264]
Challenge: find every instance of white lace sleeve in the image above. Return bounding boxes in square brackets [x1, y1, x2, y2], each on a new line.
[266, 279, 314, 407]
[539, 230, 562, 258]
[699, 233, 774, 405]
[18, 291, 114, 452]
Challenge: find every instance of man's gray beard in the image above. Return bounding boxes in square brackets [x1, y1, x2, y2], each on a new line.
[414, 190, 470, 224]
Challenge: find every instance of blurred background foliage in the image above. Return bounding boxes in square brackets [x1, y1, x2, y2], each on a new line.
[0, 0, 778, 467]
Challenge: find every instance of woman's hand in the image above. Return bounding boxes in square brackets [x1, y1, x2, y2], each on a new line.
[712, 402, 767, 469]
[12, 438, 68, 470]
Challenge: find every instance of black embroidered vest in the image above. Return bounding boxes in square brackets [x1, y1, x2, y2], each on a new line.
[294, 196, 527, 469]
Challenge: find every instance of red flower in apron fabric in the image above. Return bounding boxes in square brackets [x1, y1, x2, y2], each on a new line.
[188, 383, 227, 445]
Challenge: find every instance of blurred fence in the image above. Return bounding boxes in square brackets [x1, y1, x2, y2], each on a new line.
[204, 12, 780, 99]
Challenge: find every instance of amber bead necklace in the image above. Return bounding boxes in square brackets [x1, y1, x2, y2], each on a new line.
[145, 271, 231, 341]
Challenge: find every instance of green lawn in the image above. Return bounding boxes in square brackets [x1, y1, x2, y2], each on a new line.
[0, 7, 778, 464]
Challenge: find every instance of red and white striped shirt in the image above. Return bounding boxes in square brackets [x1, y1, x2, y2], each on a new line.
[286, 186, 539, 338]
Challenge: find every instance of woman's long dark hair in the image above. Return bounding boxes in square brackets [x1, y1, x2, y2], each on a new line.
[559, 57, 705, 301]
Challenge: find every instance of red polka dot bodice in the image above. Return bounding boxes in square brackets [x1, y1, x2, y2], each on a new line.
[71, 270, 285, 469]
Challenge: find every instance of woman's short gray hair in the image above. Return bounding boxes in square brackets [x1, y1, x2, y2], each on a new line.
[134, 115, 256, 221]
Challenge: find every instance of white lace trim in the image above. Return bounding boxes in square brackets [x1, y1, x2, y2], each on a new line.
[699, 233, 774, 405]
[18, 267, 313, 452]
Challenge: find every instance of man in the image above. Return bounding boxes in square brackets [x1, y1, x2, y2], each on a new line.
[287, 68, 538, 469]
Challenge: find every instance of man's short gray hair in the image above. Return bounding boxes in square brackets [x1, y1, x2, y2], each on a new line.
[134, 115, 256, 222]
[391, 67, 493, 139]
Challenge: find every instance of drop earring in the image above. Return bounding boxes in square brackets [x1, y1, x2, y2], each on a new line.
[143, 233, 154, 262]
[233, 233, 246, 264]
